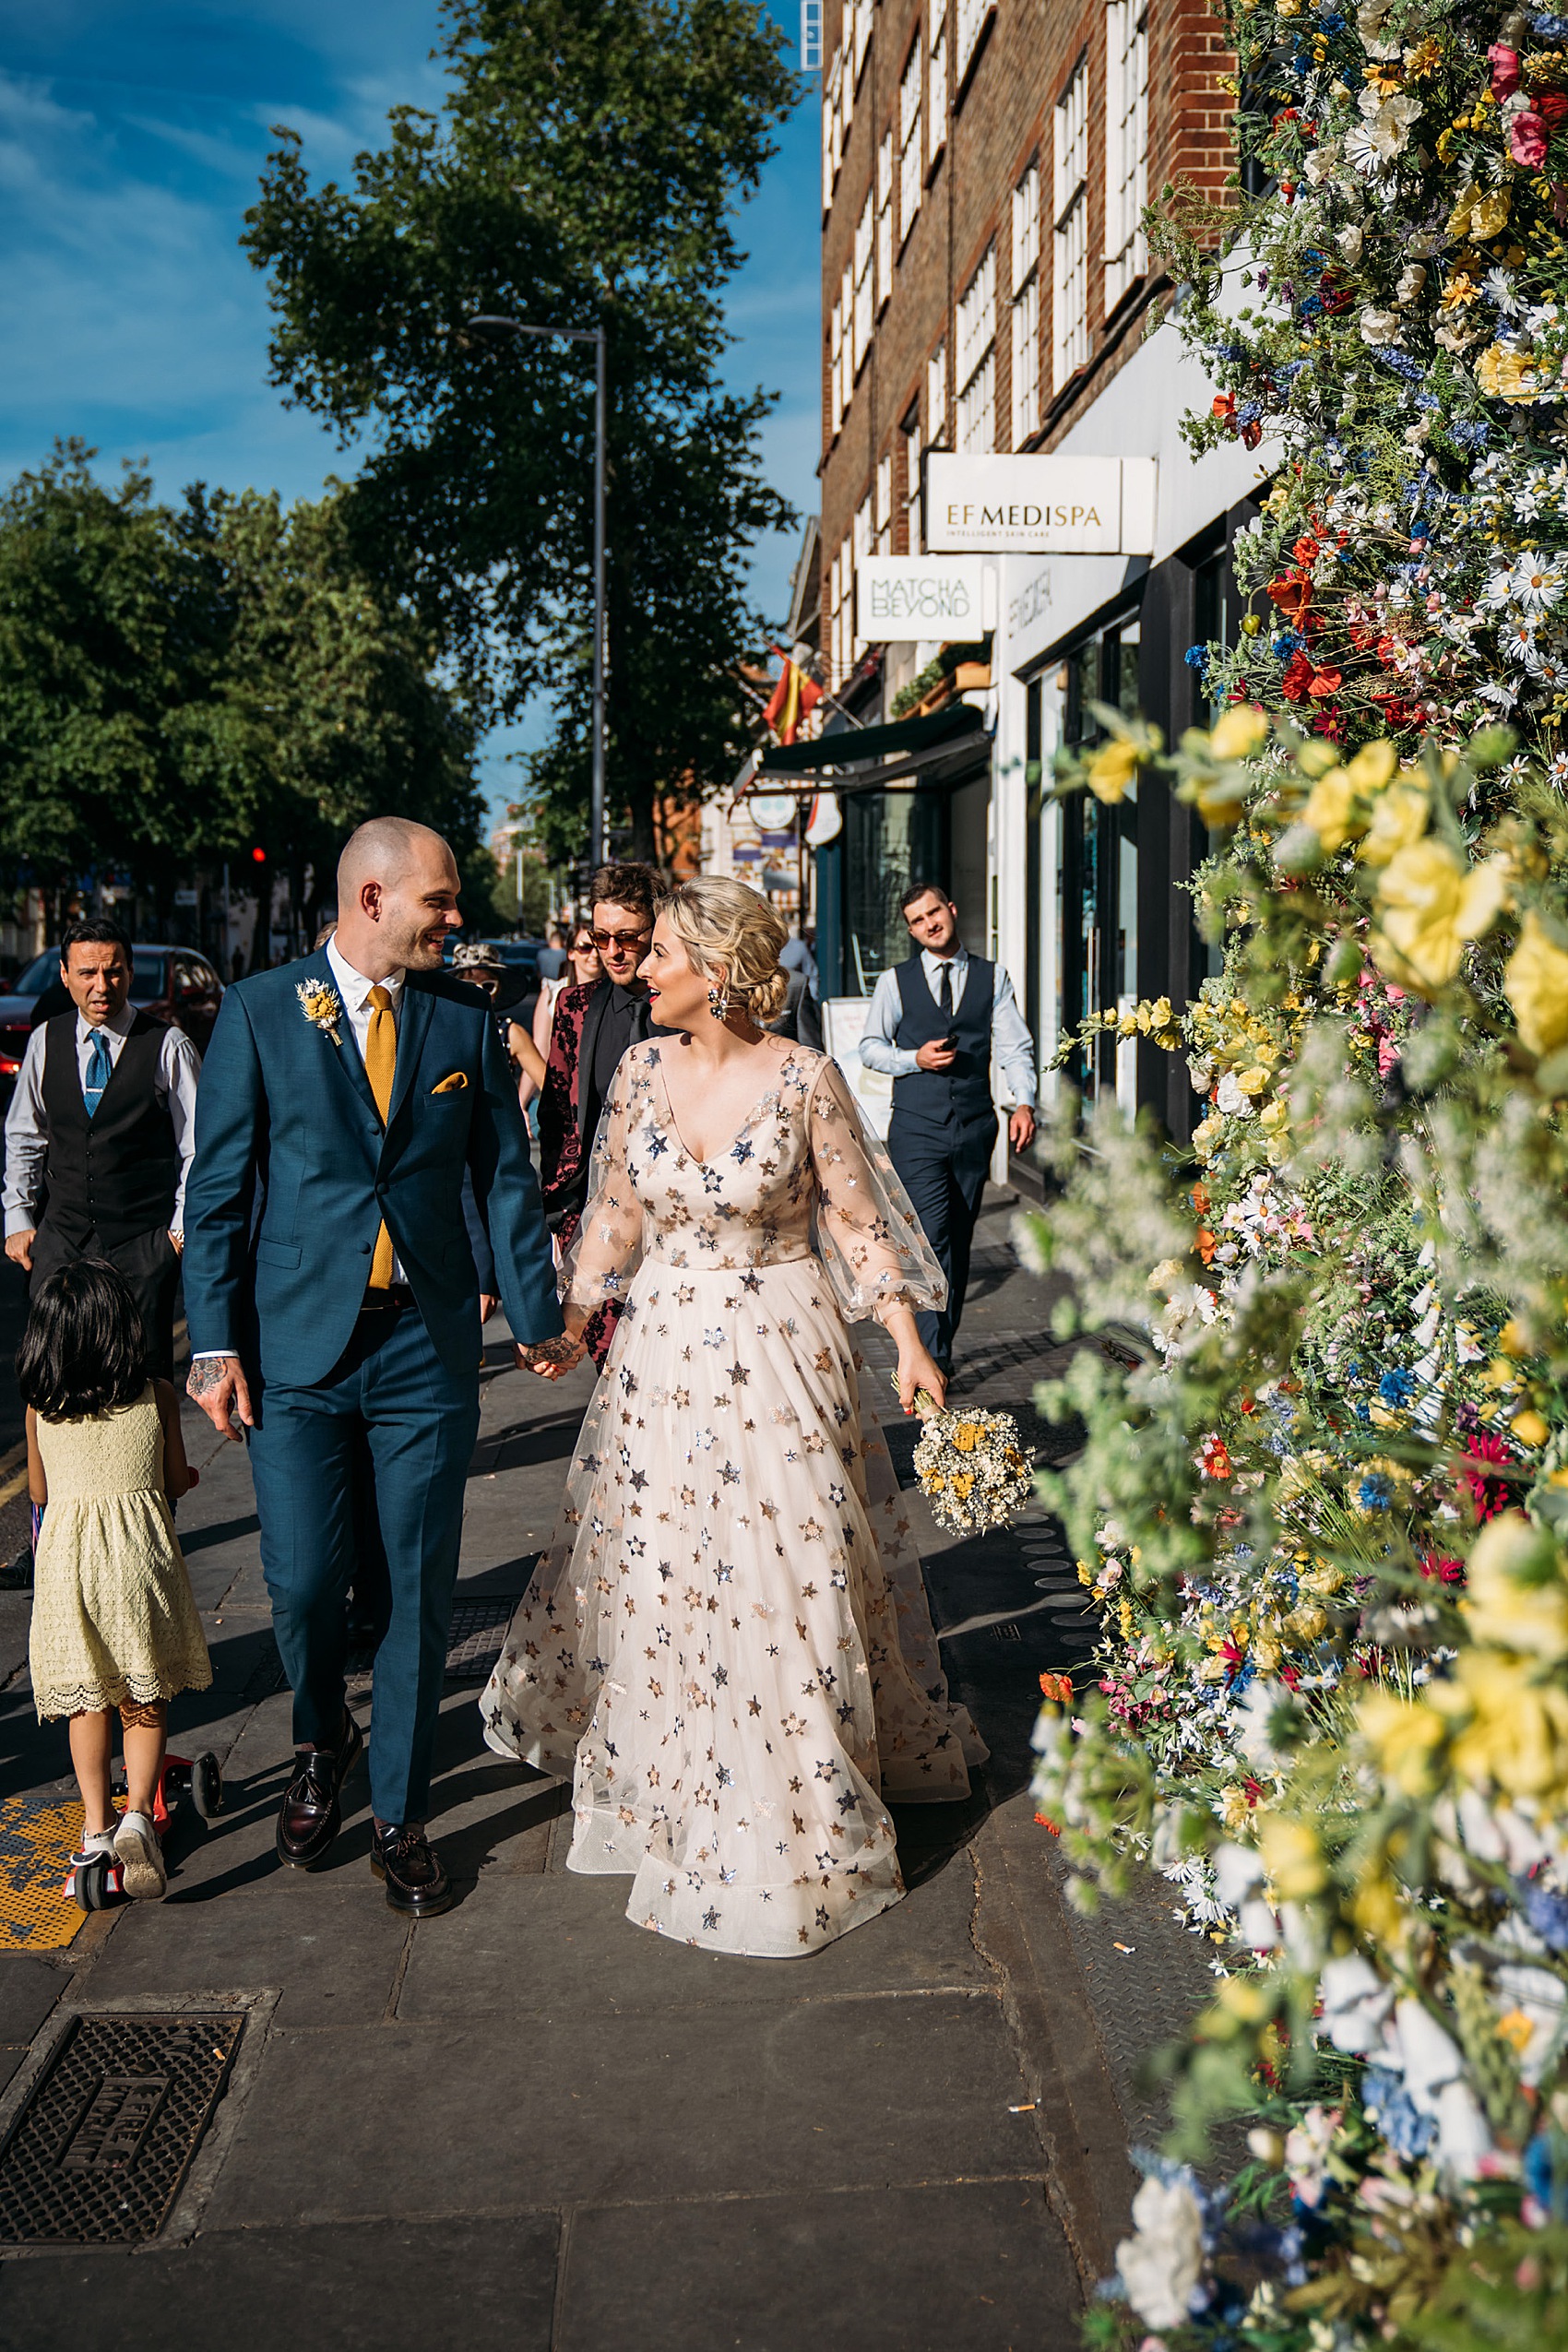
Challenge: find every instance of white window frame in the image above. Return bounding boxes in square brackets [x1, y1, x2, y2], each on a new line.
[928, 7, 948, 169]
[839, 261, 854, 420]
[850, 0, 873, 83]
[829, 294, 845, 438]
[898, 39, 922, 249]
[904, 410, 924, 552]
[875, 451, 894, 552]
[853, 191, 873, 374]
[876, 131, 894, 313]
[824, 47, 847, 210]
[1052, 55, 1090, 392]
[956, 0, 995, 85]
[927, 339, 948, 449]
[955, 243, 996, 455]
[1011, 161, 1041, 445]
[1104, 0, 1149, 312]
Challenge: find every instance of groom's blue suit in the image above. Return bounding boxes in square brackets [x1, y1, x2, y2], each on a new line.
[182, 947, 561, 1823]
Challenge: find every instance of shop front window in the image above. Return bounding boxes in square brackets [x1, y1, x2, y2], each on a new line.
[1056, 612, 1140, 1099]
[843, 790, 946, 991]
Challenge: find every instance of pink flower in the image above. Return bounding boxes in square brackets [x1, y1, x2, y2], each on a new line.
[1511, 109, 1549, 168]
[1490, 42, 1521, 99]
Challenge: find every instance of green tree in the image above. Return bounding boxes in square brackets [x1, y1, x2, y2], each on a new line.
[0, 441, 221, 925]
[242, 0, 798, 860]
[0, 443, 495, 932]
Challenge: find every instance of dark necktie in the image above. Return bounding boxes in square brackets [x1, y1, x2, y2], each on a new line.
[83, 1029, 113, 1118]
[937, 963, 955, 1030]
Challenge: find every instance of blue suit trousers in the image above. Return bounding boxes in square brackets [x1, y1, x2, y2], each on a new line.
[886, 1109, 998, 1373]
[246, 1301, 479, 1825]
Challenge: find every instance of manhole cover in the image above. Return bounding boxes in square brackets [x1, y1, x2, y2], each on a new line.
[441, 1592, 527, 1680]
[0, 2012, 243, 2244]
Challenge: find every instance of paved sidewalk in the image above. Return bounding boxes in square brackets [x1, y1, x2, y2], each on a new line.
[0, 1197, 1209, 2350]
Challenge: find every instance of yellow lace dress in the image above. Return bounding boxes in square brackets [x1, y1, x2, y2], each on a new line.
[29, 1386, 211, 1720]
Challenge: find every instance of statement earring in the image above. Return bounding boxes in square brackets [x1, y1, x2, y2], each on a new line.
[707, 982, 730, 1021]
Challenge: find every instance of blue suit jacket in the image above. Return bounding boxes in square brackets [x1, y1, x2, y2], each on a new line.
[182, 949, 563, 1387]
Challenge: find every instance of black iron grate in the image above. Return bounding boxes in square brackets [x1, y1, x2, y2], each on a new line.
[0, 2012, 243, 2244]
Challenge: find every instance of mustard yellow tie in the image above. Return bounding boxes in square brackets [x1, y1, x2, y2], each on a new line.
[364, 984, 397, 1291]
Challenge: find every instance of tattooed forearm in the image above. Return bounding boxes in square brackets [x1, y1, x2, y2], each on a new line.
[525, 1334, 587, 1367]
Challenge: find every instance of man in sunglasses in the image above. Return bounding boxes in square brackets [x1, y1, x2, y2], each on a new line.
[536, 862, 664, 1360]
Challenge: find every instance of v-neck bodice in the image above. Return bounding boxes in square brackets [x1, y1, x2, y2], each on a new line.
[563, 1040, 946, 1317]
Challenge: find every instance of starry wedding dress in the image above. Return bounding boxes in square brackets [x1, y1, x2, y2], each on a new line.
[480, 1039, 987, 1957]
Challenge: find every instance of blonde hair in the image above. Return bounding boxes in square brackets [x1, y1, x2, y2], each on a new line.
[659, 877, 790, 1023]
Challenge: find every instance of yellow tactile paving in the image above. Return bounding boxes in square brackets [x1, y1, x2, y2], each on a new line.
[0, 1793, 88, 1950]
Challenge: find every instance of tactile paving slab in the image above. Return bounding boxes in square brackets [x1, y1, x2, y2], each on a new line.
[0, 2011, 243, 2244]
[0, 1793, 88, 1953]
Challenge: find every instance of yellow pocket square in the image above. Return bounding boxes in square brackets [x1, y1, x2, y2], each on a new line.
[431, 1071, 469, 1095]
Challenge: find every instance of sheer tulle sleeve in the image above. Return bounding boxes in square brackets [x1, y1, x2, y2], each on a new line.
[559, 1054, 647, 1313]
[806, 1056, 947, 1322]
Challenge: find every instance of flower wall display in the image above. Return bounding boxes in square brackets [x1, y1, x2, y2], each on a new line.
[1021, 6, 1568, 2341]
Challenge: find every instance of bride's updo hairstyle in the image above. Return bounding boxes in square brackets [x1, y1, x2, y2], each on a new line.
[660, 876, 790, 1022]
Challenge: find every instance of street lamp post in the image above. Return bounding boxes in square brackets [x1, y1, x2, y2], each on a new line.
[469, 313, 608, 870]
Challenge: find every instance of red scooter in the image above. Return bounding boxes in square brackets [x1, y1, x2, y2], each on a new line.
[63, 1751, 223, 1910]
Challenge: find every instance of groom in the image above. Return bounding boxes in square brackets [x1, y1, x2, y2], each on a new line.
[183, 817, 563, 1917]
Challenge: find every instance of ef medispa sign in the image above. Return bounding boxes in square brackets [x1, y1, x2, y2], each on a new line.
[925, 453, 1157, 554]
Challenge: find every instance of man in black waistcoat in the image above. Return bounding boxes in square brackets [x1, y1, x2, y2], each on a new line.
[3, 918, 201, 1379]
[860, 883, 1038, 1378]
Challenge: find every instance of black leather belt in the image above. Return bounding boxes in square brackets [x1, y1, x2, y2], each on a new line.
[360, 1283, 415, 1314]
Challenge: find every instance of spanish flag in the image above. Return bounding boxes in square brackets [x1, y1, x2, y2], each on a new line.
[762, 647, 822, 747]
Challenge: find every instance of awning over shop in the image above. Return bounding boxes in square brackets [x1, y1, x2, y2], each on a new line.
[755, 702, 980, 775]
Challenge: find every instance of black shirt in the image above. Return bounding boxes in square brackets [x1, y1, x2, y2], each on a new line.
[590, 982, 652, 1120]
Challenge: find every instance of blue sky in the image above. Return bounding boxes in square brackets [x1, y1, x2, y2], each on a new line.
[0, 1, 821, 820]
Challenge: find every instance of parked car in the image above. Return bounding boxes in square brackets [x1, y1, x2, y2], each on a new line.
[0, 944, 227, 1094]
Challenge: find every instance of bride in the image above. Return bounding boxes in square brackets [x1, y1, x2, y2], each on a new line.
[481, 877, 986, 1956]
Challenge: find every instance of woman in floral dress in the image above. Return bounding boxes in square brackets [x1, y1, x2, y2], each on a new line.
[482, 878, 986, 1956]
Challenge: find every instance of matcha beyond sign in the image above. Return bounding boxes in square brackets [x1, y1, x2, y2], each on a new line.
[856, 555, 985, 637]
[925, 454, 1156, 554]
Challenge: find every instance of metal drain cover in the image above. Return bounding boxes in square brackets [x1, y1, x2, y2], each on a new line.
[0, 2012, 242, 2244]
[441, 1592, 526, 1681]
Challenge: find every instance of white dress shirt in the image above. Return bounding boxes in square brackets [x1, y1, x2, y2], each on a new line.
[858, 944, 1038, 1106]
[3, 1004, 202, 1236]
[324, 937, 410, 1286]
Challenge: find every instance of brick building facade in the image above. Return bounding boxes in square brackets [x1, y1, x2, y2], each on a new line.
[804, 0, 1272, 1148]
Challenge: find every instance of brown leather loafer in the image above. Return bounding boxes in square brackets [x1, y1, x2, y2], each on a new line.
[276, 1711, 364, 1869]
[371, 1822, 454, 1918]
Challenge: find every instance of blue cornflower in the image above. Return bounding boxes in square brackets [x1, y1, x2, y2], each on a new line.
[1530, 10, 1568, 33]
[1363, 2068, 1436, 2159]
[1451, 421, 1491, 448]
[1379, 1368, 1416, 1408]
[1415, 391, 1440, 412]
[1272, 629, 1306, 658]
[1185, 645, 1210, 670]
[1299, 294, 1324, 319]
[1358, 1470, 1395, 1510]
[1519, 1874, 1568, 1953]
[1381, 351, 1424, 382]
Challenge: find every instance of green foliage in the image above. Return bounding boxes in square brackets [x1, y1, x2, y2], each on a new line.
[0, 441, 491, 925]
[242, 0, 800, 857]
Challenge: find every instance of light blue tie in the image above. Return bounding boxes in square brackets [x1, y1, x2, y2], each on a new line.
[83, 1030, 113, 1118]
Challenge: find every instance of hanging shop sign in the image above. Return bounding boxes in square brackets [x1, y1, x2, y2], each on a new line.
[855, 554, 986, 639]
[925, 454, 1157, 555]
[749, 792, 800, 830]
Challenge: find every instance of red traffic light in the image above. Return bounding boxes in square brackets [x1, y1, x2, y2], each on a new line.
[250, 846, 267, 863]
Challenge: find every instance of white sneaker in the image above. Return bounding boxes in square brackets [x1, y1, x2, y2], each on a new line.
[113, 1811, 167, 1900]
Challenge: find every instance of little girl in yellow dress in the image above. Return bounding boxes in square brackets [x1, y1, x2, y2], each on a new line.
[21, 1260, 210, 1900]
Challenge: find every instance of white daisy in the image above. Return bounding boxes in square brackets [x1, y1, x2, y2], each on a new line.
[1509, 555, 1567, 612]
[1502, 614, 1541, 663]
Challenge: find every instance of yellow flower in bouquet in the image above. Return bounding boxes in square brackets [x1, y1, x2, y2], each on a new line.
[909, 1395, 1033, 1534]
